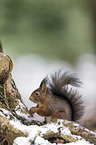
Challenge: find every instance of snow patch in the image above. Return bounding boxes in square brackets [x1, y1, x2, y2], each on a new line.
[9, 119, 95, 145]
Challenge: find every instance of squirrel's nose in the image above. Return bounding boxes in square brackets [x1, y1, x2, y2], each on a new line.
[29, 95, 34, 102]
[29, 96, 32, 100]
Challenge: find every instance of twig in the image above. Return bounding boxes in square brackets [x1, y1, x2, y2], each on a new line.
[0, 41, 3, 53]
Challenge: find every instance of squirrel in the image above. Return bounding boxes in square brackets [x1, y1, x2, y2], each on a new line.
[29, 71, 84, 122]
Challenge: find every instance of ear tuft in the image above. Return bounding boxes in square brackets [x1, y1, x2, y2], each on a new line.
[41, 84, 47, 94]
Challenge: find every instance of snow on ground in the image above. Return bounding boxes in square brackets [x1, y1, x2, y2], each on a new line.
[9, 119, 94, 145]
[0, 108, 12, 119]
[1, 108, 95, 145]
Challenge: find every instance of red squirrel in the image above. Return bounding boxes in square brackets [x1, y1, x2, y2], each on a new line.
[29, 71, 84, 122]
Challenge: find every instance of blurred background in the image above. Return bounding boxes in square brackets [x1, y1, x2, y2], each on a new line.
[0, 0, 96, 130]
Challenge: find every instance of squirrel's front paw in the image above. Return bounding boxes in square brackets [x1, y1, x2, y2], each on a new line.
[29, 107, 39, 114]
[29, 107, 36, 114]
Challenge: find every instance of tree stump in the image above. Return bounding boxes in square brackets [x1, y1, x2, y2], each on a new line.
[0, 42, 96, 145]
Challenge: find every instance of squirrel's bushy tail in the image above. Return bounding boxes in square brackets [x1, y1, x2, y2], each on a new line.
[48, 71, 84, 121]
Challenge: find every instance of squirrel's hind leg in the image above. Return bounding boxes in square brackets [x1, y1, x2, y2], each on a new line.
[51, 109, 71, 121]
[44, 116, 57, 123]
[44, 116, 52, 123]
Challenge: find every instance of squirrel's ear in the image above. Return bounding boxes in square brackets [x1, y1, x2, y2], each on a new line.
[41, 84, 48, 94]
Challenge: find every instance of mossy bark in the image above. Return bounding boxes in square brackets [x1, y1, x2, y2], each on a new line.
[0, 115, 27, 145]
[0, 43, 41, 144]
[0, 42, 96, 145]
[63, 121, 96, 144]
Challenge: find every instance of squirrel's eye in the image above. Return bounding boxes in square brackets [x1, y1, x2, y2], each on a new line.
[35, 92, 40, 96]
